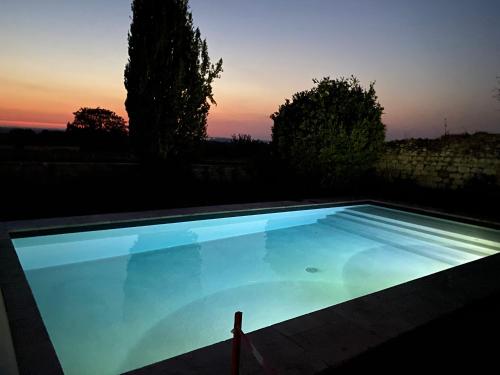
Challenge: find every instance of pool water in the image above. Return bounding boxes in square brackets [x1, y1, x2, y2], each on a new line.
[12, 204, 500, 374]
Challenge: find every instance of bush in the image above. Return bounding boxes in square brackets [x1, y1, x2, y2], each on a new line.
[271, 76, 385, 187]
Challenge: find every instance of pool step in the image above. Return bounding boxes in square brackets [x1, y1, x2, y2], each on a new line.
[331, 212, 498, 257]
[319, 215, 493, 265]
[318, 216, 467, 265]
[341, 208, 500, 251]
[347, 205, 500, 244]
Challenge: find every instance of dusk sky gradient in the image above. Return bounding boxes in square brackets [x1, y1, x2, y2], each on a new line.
[1, 0, 499, 139]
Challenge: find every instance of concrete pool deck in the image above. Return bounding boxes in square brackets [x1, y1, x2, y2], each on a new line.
[1, 199, 500, 374]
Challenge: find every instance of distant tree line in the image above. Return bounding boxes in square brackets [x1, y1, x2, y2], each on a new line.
[0, 108, 128, 151]
[0, 128, 67, 149]
[201, 134, 270, 161]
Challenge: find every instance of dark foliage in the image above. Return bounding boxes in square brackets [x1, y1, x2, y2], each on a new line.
[228, 134, 269, 159]
[271, 76, 386, 188]
[66, 107, 127, 136]
[197, 136, 270, 174]
[7, 128, 37, 149]
[124, 0, 223, 162]
[231, 133, 254, 144]
[0, 128, 71, 151]
[37, 129, 70, 146]
[66, 107, 128, 151]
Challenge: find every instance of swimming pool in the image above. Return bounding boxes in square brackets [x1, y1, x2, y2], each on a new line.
[11, 204, 500, 374]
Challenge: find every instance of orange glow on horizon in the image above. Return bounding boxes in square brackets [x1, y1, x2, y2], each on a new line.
[1, 1, 500, 140]
[0, 119, 66, 129]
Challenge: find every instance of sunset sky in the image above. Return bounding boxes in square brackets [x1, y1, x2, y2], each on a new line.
[1, 0, 499, 139]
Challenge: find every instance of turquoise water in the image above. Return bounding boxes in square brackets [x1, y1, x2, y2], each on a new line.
[12, 204, 500, 374]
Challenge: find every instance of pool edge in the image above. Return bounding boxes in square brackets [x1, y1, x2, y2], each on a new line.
[123, 253, 500, 375]
[1, 198, 500, 374]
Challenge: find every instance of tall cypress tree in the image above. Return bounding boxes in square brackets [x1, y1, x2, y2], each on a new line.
[124, 0, 223, 161]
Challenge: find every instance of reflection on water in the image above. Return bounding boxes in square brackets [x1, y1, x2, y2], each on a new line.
[20, 206, 490, 375]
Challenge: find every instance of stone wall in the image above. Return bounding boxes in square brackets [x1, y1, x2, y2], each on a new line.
[1, 161, 140, 187]
[191, 161, 252, 184]
[376, 133, 500, 190]
[1, 161, 252, 187]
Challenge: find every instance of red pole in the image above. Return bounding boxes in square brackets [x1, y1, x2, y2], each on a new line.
[231, 311, 243, 375]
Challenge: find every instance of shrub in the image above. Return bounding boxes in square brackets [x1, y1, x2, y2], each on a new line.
[271, 76, 385, 187]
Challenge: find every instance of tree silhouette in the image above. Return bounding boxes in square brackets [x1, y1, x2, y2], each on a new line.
[66, 107, 127, 136]
[66, 107, 128, 151]
[124, 0, 223, 162]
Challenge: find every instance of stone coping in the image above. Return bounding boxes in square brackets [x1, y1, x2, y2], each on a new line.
[0, 288, 19, 375]
[1, 199, 499, 375]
